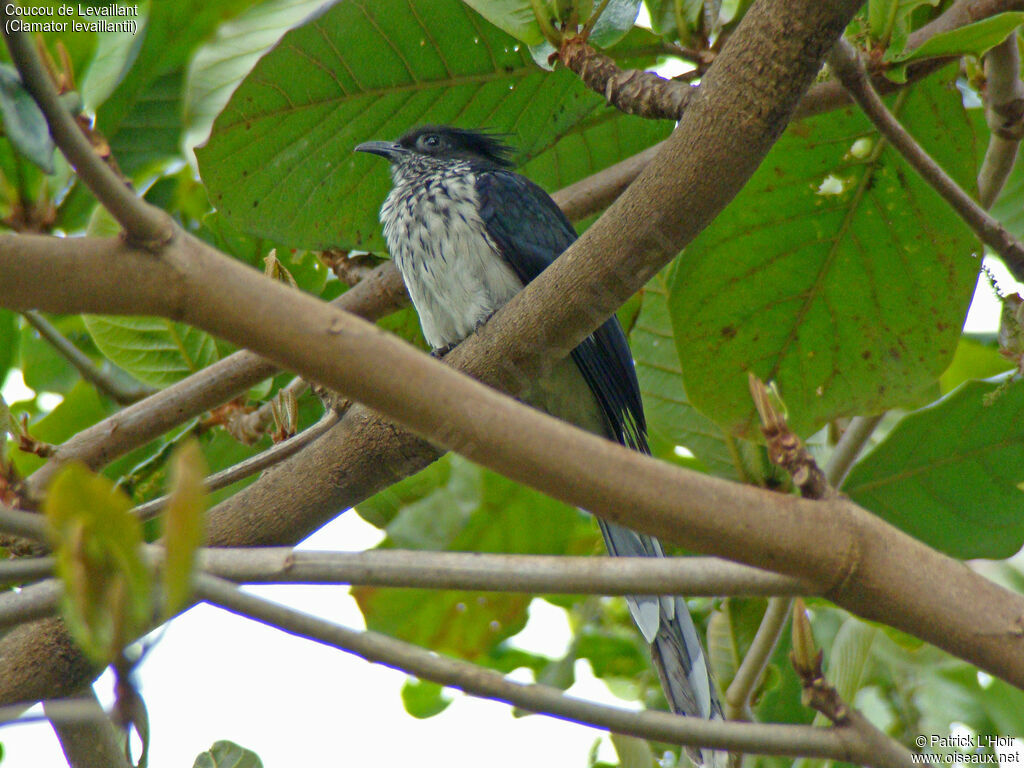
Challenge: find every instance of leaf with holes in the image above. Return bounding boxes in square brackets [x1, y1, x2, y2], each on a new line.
[669, 68, 979, 438]
[83, 315, 219, 388]
[844, 379, 1024, 559]
[196, 0, 669, 250]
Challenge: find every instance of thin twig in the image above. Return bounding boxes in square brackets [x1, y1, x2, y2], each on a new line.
[559, 38, 695, 119]
[24, 261, 408, 498]
[191, 548, 812, 595]
[1, 15, 171, 247]
[824, 414, 886, 489]
[227, 374, 313, 443]
[979, 32, 1024, 208]
[724, 597, 793, 721]
[133, 412, 339, 522]
[22, 311, 155, 405]
[193, 573, 907, 765]
[0, 555, 54, 585]
[789, 600, 914, 766]
[828, 37, 1024, 280]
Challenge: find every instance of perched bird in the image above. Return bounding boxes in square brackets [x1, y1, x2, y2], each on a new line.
[356, 125, 723, 763]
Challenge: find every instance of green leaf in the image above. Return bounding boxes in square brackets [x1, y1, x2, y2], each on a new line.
[869, 0, 938, 50]
[161, 440, 207, 617]
[888, 12, 1024, 64]
[939, 336, 1013, 394]
[460, 0, 546, 45]
[631, 272, 761, 480]
[197, 0, 670, 250]
[669, 69, 979, 438]
[354, 455, 582, 659]
[83, 315, 219, 388]
[0, 64, 55, 173]
[96, 0, 252, 175]
[844, 379, 1024, 559]
[44, 463, 152, 664]
[609, 733, 655, 768]
[400, 678, 453, 718]
[815, 617, 878, 722]
[705, 597, 766, 692]
[588, 1, 642, 49]
[193, 740, 263, 768]
[183, 0, 329, 168]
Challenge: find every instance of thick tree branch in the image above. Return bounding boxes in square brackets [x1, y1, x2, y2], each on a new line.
[193, 573, 910, 766]
[0, 503, 47, 540]
[0, 555, 53, 586]
[0, 578, 59, 630]
[23, 146, 642, 497]
[45, 687, 131, 768]
[5, 0, 1024, 710]
[23, 259, 408, 498]
[828, 38, 1024, 279]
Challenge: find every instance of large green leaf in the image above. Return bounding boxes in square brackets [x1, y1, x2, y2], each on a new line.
[669, 69, 979, 438]
[631, 272, 757, 480]
[83, 315, 219, 388]
[844, 379, 1024, 559]
[0, 64, 55, 173]
[353, 455, 583, 660]
[95, 0, 251, 174]
[183, 0, 329, 167]
[888, 12, 1024, 64]
[196, 0, 669, 251]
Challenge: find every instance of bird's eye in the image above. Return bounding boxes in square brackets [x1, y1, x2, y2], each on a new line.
[420, 134, 440, 149]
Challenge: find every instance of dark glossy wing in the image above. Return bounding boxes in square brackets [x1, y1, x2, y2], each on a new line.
[475, 169, 647, 452]
[476, 168, 722, 735]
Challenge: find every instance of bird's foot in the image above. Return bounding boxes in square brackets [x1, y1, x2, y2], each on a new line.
[431, 343, 457, 358]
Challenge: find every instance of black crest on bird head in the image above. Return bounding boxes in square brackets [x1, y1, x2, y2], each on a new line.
[397, 125, 515, 169]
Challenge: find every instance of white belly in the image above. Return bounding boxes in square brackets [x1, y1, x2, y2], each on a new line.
[381, 175, 523, 351]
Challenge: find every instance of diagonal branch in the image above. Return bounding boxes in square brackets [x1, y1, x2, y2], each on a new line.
[827, 37, 1024, 279]
[194, 572, 911, 766]
[1, 10, 171, 248]
[979, 32, 1024, 208]
[193, 548, 812, 595]
[22, 310, 155, 405]
[24, 259, 408, 498]
[5, 0, 1022, 722]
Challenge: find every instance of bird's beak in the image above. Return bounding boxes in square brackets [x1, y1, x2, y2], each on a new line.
[354, 140, 406, 161]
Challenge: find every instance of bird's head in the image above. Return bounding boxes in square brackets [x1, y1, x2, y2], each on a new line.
[355, 125, 514, 177]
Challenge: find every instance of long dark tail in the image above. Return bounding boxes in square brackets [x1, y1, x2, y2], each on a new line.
[598, 519, 726, 766]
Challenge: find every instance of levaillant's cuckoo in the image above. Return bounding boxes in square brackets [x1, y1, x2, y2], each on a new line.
[357, 125, 723, 765]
